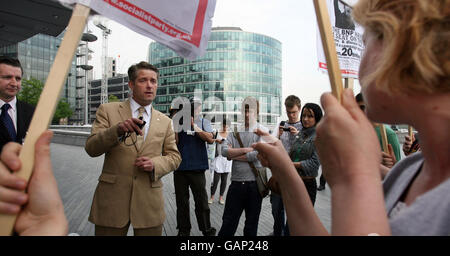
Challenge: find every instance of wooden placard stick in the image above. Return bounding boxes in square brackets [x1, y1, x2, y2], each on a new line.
[313, 0, 344, 102]
[344, 77, 354, 89]
[378, 124, 389, 154]
[408, 126, 413, 138]
[0, 3, 91, 236]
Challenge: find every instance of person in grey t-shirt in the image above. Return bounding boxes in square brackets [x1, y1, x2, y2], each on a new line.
[218, 96, 268, 236]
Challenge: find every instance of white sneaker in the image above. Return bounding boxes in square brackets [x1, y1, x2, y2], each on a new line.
[208, 198, 213, 204]
[219, 198, 225, 205]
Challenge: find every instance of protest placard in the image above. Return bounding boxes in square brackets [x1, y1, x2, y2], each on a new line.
[317, 0, 364, 79]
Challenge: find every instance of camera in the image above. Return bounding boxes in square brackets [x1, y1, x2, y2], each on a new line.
[279, 121, 290, 131]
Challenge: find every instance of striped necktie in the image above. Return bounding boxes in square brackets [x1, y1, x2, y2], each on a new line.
[136, 106, 145, 149]
[1, 103, 16, 141]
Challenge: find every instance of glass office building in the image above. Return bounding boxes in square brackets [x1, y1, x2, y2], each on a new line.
[149, 27, 282, 129]
[0, 33, 77, 112]
[88, 74, 129, 124]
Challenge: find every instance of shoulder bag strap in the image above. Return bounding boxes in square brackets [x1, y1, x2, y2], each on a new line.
[234, 127, 260, 178]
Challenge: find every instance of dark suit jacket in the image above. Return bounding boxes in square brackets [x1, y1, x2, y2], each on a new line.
[0, 100, 35, 152]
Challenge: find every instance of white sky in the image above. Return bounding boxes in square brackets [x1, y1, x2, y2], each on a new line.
[85, 0, 361, 120]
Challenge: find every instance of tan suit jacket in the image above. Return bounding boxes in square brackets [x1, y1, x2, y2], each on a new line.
[85, 100, 181, 228]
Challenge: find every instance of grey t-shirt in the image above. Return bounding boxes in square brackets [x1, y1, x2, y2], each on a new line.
[383, 151, 450, 235]
[221, 123, 268, 182]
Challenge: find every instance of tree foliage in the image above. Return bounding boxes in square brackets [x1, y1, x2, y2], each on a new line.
[18, 78, 74, 124]
[108, 94, 120, 102]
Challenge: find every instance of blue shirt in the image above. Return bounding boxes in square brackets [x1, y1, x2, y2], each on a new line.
[176, 117, 212, 171]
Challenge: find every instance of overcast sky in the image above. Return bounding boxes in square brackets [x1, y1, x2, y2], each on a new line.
[85, 0, 361, 119]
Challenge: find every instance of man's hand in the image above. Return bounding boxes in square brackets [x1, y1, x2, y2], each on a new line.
[214, 138, 225, 144]
[135, 157, 155, 172]
[0, 131, 68, 236]
[287, 126, 300, 135]
[117, 118, 145, 136]
[278, 126, 284, 138]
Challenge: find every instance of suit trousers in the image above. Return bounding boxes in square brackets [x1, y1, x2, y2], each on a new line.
[174, 170, 212, 234]
[95, 222, 163, 236]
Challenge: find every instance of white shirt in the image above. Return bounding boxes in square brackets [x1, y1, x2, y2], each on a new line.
[129, 98, 151, 140]
[0, 97, 17, 131]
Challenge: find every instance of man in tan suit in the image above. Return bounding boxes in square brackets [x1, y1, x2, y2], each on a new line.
[85, 61, 181, 236]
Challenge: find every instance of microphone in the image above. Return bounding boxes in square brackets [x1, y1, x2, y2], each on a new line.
[137, 116, 146, 131]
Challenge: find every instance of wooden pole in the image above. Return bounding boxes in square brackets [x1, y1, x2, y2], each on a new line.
[344, 77, 354, 89]
[313, 0, 344, 102]
[378, 124, 389, 154]
[0, 3, 91, 236]
[408, 126, 413, 138]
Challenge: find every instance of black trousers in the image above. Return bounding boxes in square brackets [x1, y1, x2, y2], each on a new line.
[211, 172, 229, 197]
[319, 174, 327, 187]
[218, 181, 262, 236]
[285, 179, 317, 236]
[174, 171, 212, 233]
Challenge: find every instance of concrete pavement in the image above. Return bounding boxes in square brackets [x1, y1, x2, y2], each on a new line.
[50, 143, 332, 236]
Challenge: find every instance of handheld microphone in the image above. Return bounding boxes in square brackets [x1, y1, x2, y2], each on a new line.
[137, 116, 146, 130]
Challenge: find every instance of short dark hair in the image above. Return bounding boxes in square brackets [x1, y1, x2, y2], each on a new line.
[127, 61, 159, 82]
[284, 95, 301, 109]
[0, 56, 23, 75]
[355, 92, 364, 103]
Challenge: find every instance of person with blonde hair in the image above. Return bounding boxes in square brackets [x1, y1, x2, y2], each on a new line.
[253, 0, 449, 235]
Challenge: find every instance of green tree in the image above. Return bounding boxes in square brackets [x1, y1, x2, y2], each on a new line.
[17, 78, 42, 106]
[108, 94, 120, 102]
[18, 78, 74, 124]
[53, 99, 73, 124]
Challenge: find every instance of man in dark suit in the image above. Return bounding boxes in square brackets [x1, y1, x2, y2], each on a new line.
[0, 56, 34, 152]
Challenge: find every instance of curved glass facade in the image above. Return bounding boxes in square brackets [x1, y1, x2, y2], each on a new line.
[149, 27, 282, 129]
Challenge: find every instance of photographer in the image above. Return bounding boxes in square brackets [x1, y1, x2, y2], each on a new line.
[173, 97, 216, 236]
[269, 95, 302, 236]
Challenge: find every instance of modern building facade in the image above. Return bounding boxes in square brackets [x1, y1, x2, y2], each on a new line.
[88, 74, 129, 123]
[149, 27, 282, 129]
[0, 31, 97, 124]
[0, 33, 77, 109]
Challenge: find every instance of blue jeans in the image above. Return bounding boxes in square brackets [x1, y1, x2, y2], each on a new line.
[218, 181, 262, 236]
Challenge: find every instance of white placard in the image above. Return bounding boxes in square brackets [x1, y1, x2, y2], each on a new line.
[317, 0, 364, 78]
[59, 0, 217, 60]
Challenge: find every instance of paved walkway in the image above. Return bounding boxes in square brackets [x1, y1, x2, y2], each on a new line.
[50, 143, 331, 236]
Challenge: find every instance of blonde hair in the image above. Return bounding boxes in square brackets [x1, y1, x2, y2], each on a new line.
[352, 0, 449, 94]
